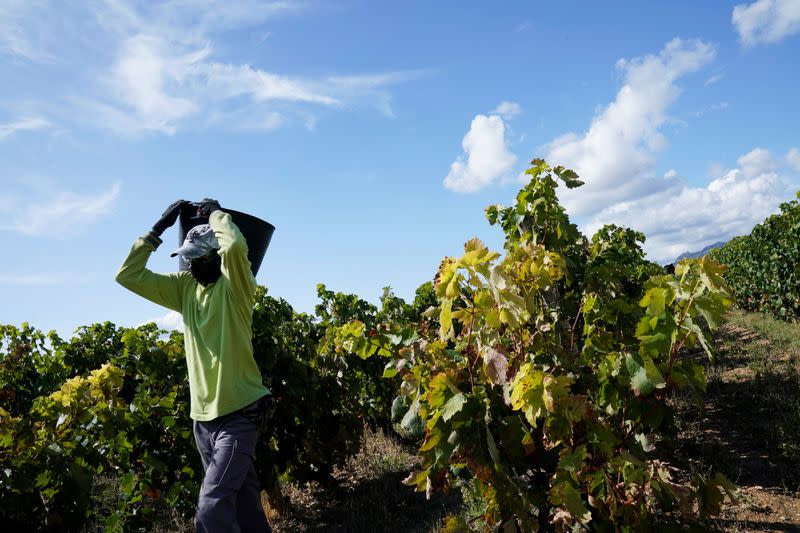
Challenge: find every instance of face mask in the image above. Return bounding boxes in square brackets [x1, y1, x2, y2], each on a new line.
[189, 250, 222, 286]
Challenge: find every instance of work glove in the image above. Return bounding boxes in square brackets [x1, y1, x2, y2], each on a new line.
[152, 199, 190, 236]
[144, 199, 189, 249]
[196, 198, 221, 219]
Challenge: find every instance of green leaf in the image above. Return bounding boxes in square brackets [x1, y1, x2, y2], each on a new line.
[403, 467, 430, 490]
[499, 290, 526, 311]
[683, 315, 714, 360]
[441, 392, 466, 422]
[120, 471, 135, 496]
[499, 308, 519, 328]
[634, 432, 655, 453]
[400, 399, 424, 439]
[35, 471, 51, 488]
[391, 396, 408, 422]
[486, 424, 501, 465]
[549, 480, 592, 524]
[625, 353, 666, 396]
[558, 445, 587, 478]
[699, 255, 729, 292]
[693, 294, 725, 330]
[382, 360, 398, 378]
[485, 205, 500, 225]
[141, 452, 168, 473]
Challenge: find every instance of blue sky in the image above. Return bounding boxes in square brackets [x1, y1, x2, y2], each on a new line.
[1, 0, 799, 338]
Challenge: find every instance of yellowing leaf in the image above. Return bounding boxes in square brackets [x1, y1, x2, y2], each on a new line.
[427, 374, 449, 409]
[461, 238, 500, 266]
[641, 287, 666, 316]
[474, 290, 494, 309]
[420, 430, 443, 451]
[510, 364, 546, 426]
[439, 300, 453, 340]
[485, 309, 501, 329]
[542, 375, 574, 413]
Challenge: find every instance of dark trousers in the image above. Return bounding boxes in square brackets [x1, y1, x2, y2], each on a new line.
[193, 399, 271, 533]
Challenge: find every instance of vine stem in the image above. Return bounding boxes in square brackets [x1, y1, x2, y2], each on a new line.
[466, 302, 477, 390]
[569, 301, 585, 352]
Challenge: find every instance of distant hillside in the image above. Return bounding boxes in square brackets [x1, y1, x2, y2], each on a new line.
[673, 241, 726, 264]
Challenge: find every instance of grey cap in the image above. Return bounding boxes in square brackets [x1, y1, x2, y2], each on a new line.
[170, 224, 220, 259]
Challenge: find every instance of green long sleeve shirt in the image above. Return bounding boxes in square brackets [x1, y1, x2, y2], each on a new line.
[116, 210, 269, 421]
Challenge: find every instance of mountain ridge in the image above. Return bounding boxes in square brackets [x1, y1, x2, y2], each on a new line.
[673, 241, 727, 264]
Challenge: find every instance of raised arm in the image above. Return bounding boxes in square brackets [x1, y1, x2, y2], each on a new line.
[209, 210, 257, 303]
[115, 200, 190, 312]
[196, 198, 257, 304]
[115, 236, 188, 312]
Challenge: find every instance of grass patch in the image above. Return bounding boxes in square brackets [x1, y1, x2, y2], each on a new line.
[725, 309, 800, 354]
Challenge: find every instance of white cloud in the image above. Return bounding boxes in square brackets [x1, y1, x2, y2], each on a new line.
[140, 310, 184, 332]
[102, 20, 417, 132]
[581, 148, 792, 263]
[545, 38, 716, 217]
[204, 63, 339, 105]
[704, 73, 724, 86]
[531, 39, 793, 262]
[0, 182, 122, 236]
[491, 101, 522, 120]
[0, 117, 50, 139]
[102, 35, 342, 135]
[733, 0, 800, 45]
[0, 0, 56, 61]
[106, 35, 206, 135]
[160, 0, 300, 37]
[88, 0, 300, 46]
[325, 71, 428, 118]
[3, 1, 420, 134]
[444, 114, 517, 193]
[707, 162, 726, 179]
[737, 146, 777, 176]
[787, 147, 800, 172]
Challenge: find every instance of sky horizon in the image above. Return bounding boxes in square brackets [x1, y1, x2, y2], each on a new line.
[2, 0, 799, 338]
